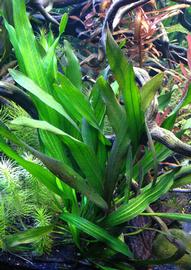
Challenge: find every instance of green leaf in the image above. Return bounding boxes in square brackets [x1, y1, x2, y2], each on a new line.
[173, 165, 191, 188]
[59, 13, 68, 35]
[104, 171, 175, 227]
[3, 226, 53, 249]
[61, 212, 133, 258]
[170, 84, 191, 116]
[124, 146, 133, 203]
[104, 126, 130, 204]
[9, 69, 79, 131]
[0, 123, 107, 209]
[158, 92, 172, 112]
[182, 118, 191, 130]
[90, 80, 106, 126]
[106, 30, 143, 149]
[43, 36, 59, 84]
[12, 117, 104, 194]
[6, 0, 72, 161]
[3, 18, 26, 72]
[141, 212, 191, 222]
[98, 76, 126, 135]
[64, 40, 82, 90]
[141, 73, 164, 112]
[166, 24, 189, 34]
[55, 73, 99, 129]
[11, 0, 51, 92]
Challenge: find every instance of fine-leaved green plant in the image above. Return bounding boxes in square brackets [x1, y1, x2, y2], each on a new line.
[0, 155, 59, 254]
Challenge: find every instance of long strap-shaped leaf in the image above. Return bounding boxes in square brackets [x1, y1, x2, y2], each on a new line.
[61, 212, 133, 258]
[9, 69, 79, 162]
[9, 69, 79, 131]
[106, 30, 143, 150]
[96, 77, 130, 204]
[63, 40, 82, 90]
[104, 171, 175, 227]
[54, 73, 99, 129]
[103, 125, 130, 205]
[5, 1, 69, 162]
[98, 76, 126, 135]
[0, 123, 108, 210]
[3, 225, 53, 250]
[141, 212, 191, 222]
[12, 0, 50, 92]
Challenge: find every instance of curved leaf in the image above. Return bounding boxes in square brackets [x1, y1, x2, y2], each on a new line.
[61, 212, 133, 258]
[3, 225, 53, 249]
[9, 69, 79, 131]
[55, 73, 99, 129]
[104, 171, 175, 227]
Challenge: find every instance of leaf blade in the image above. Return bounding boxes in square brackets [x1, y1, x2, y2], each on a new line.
[61, 212, 133, 258]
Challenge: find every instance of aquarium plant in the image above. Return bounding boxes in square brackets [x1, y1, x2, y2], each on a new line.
[1, 0, 191, 268]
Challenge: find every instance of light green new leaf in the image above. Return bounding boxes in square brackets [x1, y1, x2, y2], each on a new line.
[59, 13, 68, 35]
[61, 212, 133, 258]
[166, 23, 189, 34]
[12, 0, 50, 91]
[64, 40, 82, 90]
[158, 91, 173, 112]
[54, 73, 99, 129]
[43, 36, 59, 83]
[141, 73, 164, 112]
[3, 18, 26, 73]
[42, 14, 68, 84]
[169, 84, 191, 116]
[9, 69, 79, 131]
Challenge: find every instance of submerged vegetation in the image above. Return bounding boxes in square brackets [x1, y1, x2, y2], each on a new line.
[1, 0, 191, 269]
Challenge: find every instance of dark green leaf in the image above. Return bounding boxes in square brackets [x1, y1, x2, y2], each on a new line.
[141, 212, 191, 222]
[104, 171, 175, 227]
[98, 76, 126, 135]
[61, 212, 133, 258]
[106, 30, 143, 149]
